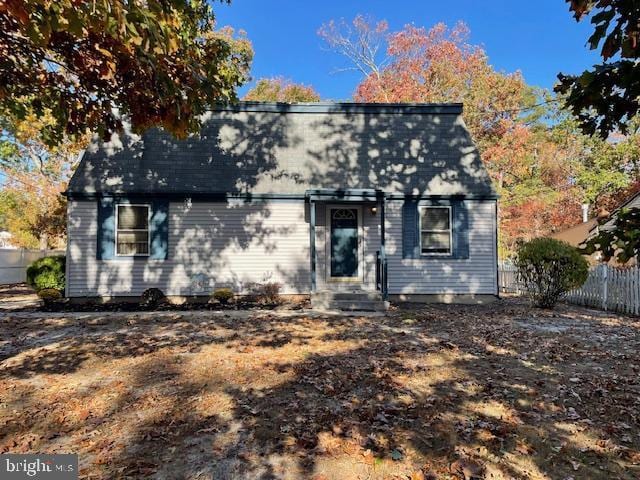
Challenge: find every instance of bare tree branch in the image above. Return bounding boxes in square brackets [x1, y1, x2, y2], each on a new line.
[318, 15, 391, 100]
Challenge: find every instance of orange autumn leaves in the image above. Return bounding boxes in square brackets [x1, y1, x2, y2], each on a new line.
[319, 17, 606, 254]
[0, 0, 253, 145]
[0, 111, 85, 248]
[352, 22, 527, 142]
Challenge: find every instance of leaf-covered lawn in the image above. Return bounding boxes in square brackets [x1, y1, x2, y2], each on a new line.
[1, 299, 639, 479]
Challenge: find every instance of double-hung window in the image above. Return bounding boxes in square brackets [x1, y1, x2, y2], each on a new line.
[116, 204, 150, 256]
[419, 206, 452, 255]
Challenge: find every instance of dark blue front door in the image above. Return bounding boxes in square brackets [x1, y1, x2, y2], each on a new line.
[330, 208, 358, 278]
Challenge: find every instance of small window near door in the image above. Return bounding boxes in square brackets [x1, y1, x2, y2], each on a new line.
[116, 204, 150, 256]
[419, 206, 452, 255]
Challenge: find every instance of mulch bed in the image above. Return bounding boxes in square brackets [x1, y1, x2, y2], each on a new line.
[39, 298, 309, 313]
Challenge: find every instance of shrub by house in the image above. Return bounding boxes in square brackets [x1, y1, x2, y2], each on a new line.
[515, 238, 589, 308]
[26, 255, 65, 292]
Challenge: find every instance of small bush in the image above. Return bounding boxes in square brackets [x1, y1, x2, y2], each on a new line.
[26, 255, 65, 292]
[37, 288, 63, 302]
[140, 288, 166, 308]
[258, 282, 282, 304]
[515, 237, 589, 308]
[212, 288, 234, 304]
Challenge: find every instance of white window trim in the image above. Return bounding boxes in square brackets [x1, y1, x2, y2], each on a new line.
[419, 205, 453, 256]
[115, 203, 151, 257]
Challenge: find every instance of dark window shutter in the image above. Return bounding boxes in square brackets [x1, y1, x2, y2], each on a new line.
[97, 198, 115, 260]
[402, 198, 420, 259]
[452, 200, 470, 259]
[150, 199, 169, 260]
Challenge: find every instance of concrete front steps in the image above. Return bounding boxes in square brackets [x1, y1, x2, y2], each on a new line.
[311, 290, 389, 311]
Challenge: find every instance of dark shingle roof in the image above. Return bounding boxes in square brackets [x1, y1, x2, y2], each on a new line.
[67, 102, 496, 197]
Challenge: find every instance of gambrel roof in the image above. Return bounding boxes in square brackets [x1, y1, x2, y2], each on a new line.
[67, 102, 496, 198]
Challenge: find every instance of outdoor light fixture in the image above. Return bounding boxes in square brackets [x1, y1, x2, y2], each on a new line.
[370, 206, 378, 215]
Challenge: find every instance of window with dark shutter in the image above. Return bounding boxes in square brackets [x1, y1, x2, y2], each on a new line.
[419, 206, 452, 256]
[402, 199, 469, 260]
[116, 205, 150, 256]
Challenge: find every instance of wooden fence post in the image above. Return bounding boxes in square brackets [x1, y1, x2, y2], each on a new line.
[601, 264, 608, 311]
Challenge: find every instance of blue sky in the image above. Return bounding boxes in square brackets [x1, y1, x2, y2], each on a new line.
[215, 0, 601, 100]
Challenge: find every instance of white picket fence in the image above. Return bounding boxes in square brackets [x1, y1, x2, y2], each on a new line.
[498, 263, 522, 294]
[498, 262, 640, 316]
[0, 248, 64, 285]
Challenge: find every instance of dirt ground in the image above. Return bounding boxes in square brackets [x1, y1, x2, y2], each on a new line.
[0, 283, 42, 311]
[0, 298, 639, 479]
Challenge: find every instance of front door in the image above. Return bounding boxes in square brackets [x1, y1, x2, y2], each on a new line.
[329, 207, 360, 280]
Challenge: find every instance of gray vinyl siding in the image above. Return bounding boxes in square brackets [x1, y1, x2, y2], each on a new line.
[67, 199, 311, 297]
[386, 199, 497, 295]
[66, 198, 497, 298]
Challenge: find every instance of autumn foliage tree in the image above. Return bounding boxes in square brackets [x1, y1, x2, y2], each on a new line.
[318, 18, 537, 195]
[319, 17, 545, 253]
[244, 77, 321, 102]
[0, 0, 253, 145]
[319, 18, 533, 148]
[319, 15, 640, 256]
[0, 111, 85, 248]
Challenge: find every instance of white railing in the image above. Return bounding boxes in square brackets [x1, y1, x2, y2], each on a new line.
[498, 262, 640, 316]
[0, 248, 64, 285]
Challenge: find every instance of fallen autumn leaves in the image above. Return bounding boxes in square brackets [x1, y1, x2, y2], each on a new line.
[0, 298, 638, 479]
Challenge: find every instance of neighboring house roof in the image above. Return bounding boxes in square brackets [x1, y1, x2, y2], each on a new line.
[597, 190, 640, 232]
[67, 102, 496, 198]
[551, 219, 598, 247]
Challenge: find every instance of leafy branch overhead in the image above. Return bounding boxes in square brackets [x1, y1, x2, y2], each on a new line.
[0, 0, 253, 145]
[555, 0, 640, 136]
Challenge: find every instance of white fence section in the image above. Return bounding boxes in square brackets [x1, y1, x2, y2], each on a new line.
[498, 263, 522, 294]
[0, 249, 64, 285]
[566, 264, 640, 315]
[498, 262, 640, 316]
